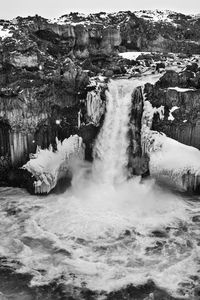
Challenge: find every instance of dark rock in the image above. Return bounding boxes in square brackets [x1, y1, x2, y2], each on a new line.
[145, 72, 200, 150]
[192, 215, 200, 222]
[186, 62, 199, 73]
[128, 86, 149, 176]
[151, 230, 168, 238]
[0, 10, 200, 190]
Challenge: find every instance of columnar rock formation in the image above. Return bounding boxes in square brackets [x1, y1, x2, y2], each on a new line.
[128, 86, 149, 176]
[1, 10, 200, 190]
[142, 84, 200, 193]
[144, 68, 200, 149]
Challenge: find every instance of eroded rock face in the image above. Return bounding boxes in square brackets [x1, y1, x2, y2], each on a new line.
[128, 86, 149, 176]
[9, 53, 39, 68]
[0, 10, 200, 189]
[144, 70, 200, 150]
[0, 47, 106, 185]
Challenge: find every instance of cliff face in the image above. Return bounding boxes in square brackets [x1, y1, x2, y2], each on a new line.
[0, 31, 106, 184]
[1, 10, 200, 188]
[128, 87, 149, 176]
[144, 69, 200, 150]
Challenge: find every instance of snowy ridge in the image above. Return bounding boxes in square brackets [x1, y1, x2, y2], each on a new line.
[134, 10, 176, 23]
[48, 10, 198, 27]
[22, 135, 84, 194]
[142, 100, 200, 191]
[48, 9, 196, 27]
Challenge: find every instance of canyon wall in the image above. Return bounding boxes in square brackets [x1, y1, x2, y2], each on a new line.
[1, 10, 200, 189]
[144, 69, 200, 149]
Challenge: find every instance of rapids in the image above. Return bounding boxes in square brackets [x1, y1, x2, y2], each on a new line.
[0, 77, 200, 299]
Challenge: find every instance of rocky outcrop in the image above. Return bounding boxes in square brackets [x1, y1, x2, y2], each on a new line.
[1, 11, 200, 63]
[144, 70, 200, 150]
[141, 99, 200, 193]
[0, 50, 106, 185]
[128, 86, 149, 176]
[1, 9, 200, 189]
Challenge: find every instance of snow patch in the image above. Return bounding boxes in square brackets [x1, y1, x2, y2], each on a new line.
[134, 9, 177, 25]
[168, 87, 195, 92]
[168, 106, 179, 121]
[0, 26, 13, 40]
[119, 51, 151, 60]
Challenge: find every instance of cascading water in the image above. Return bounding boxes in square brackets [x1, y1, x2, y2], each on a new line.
[0, 76, 200, 300]
[93, 80, 135, 184]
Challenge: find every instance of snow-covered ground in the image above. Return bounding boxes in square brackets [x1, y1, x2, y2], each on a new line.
[0, 25, 13, 40]
[134, 9, 177, 25]
[119, 51, 151, 60]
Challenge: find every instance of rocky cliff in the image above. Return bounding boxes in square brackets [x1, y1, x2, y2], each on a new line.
[1, 9, 200, 190]
[144, 67, 200, 149]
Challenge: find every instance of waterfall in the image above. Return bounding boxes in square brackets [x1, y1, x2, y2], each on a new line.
[93, 79, 135, 184]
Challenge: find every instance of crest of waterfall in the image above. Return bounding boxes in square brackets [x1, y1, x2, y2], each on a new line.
[93, 79, 136, 184]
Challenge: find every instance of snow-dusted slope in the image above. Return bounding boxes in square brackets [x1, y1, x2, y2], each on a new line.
[134, 10, 176, 24]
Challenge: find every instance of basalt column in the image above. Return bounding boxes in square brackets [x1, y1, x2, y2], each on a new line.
[128, 86, 149, 176]
[0, 120, 11, 181]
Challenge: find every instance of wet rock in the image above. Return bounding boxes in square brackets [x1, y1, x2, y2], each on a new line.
[144, 71, 200, 150]
[186, 62, 199, 73]
[128, 86, 149, 176]
[192, 215, 200, 223]
[151, 230, 168, 238]
[194, 286, 200, 298]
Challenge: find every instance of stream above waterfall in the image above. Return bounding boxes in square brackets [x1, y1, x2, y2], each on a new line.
[0, 77, 200, 300]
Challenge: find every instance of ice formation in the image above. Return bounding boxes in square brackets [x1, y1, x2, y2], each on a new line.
[86, 89, 105, 125]
[142, 100, 200, 191]
[22, 135, 84, 194]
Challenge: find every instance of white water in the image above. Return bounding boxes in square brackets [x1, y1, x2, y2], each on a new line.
[93, 78, 160, 184]
[93, 80, 134, 184]
[0, 77, 200, 299]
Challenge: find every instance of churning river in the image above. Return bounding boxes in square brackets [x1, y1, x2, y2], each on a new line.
[0, 78, 200, 300]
